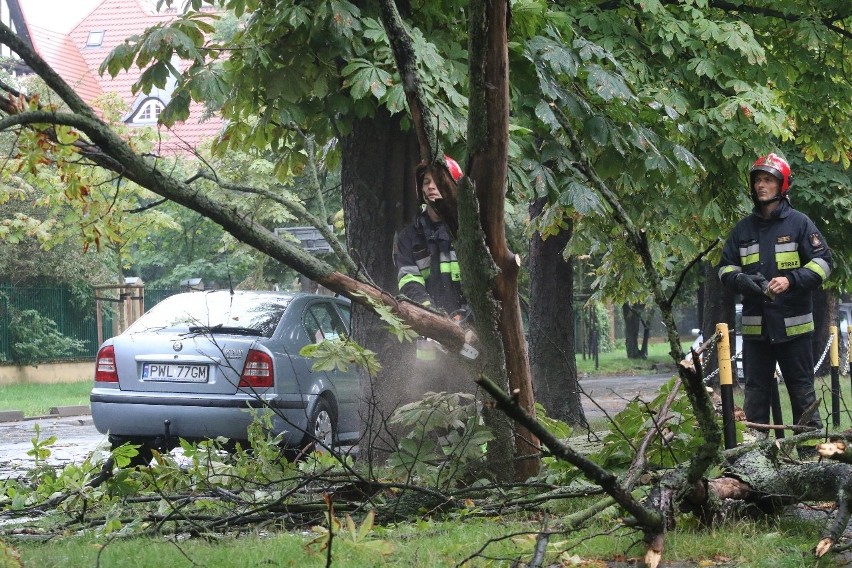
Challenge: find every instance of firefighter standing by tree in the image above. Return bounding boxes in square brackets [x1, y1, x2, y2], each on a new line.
[393, 156, 469, 393]
[718, 153, 832, 456]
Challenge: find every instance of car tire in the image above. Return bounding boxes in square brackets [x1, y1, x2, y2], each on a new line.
[282, 398, 337, 462]
[307, 398, 337, 450]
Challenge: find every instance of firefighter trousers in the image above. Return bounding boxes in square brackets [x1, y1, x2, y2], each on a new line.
[742, 334, 822, 429]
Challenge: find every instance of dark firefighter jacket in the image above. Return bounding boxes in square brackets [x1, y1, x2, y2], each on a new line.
[393, 211, 465, 313]
[718, 199, 832, 343]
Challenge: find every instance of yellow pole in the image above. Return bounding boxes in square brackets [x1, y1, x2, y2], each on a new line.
[716, 324, 732, 386]
[831, 325, 839, 367]
[848, 324, 852, 404]
[716, 323, 736, 448]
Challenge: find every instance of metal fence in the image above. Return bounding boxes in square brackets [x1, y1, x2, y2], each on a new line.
[0, 284, 180, 364]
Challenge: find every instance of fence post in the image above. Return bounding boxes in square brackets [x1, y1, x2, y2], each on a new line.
[716, 323, 737, 449]
[831, 325, 840, 428]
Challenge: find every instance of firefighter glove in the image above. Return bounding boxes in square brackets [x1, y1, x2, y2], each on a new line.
[735, 272, 765, 297]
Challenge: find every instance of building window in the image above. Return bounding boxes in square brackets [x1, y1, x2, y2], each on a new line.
[132, 99, 164, 124]
[86, 31, 104, 47]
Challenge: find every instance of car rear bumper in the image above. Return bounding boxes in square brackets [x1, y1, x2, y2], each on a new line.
[90, 388, 311, 446]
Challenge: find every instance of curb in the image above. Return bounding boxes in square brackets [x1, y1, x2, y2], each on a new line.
[48, 405, 91, 417]
[0, 405, 91, 423]
[0, 410, 24, 422]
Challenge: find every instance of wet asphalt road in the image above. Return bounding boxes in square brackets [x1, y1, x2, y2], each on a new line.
[0, 372, 674, 477]
[579, 371, 676, 419]
[0, 414, 109, 479]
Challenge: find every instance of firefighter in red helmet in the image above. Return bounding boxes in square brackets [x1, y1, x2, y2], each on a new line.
[718, 153, 832, 458]
[394, 156, 466, 315]
[393, 156, 469, 378]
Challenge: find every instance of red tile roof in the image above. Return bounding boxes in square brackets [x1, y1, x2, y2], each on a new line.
[26, 24, 102, 103]
[23, 0, 224, 155]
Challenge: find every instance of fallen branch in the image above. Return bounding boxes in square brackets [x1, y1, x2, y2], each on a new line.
[744, 421, 820, 433]
[475, 375, 664, 533]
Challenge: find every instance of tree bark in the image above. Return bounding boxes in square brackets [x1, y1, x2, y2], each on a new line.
[622, 302, 648, 359]
[463, 0, 540, 480]
[681, 442, 852, 557]
[341, 109, 420, 460]
[528, 197, 584, 425]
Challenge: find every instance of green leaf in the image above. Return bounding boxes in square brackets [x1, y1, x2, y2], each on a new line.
[100, 42, 138, 77]
[721, 137, 743, 159]
[384, 84, 407, 114]
[691, 57, 716, 79]
[526, 35, 579, 78]
[585, 65, 634, 102]
[534, 100, 559, 132]
[559, 179, 602, 214]
[159, 91, 191, 126]
[135, 61, 171, 92]
[583, 116, 609, 146]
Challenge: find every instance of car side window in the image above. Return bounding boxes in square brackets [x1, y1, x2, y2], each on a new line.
[304, 311, 323, 344]
[336, 303, 351, 334]
[304, 303, 347, 344]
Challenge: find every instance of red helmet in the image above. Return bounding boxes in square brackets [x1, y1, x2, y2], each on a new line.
[750, 153, 791, 195]
[415, 155, 463, 202]
[443, 155, 463, 182]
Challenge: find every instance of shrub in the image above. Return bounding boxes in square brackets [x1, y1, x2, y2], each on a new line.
[9, 309, 87, 365]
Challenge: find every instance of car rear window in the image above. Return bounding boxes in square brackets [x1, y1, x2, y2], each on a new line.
[126, 292, 292, 337]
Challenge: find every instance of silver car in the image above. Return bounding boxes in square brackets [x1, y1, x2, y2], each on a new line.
[90, 290, 360, 460]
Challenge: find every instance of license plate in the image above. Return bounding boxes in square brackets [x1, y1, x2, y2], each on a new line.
[142, 363, 209, 382]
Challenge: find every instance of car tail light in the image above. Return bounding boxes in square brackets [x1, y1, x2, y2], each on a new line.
[95, 345, 118, 383]
[239, 349, 274, 388]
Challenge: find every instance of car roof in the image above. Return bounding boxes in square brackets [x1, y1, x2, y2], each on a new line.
[165, 290, 346, 301]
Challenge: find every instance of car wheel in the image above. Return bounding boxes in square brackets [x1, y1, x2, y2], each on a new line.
[282, 399, 338, 462]
[308, 398, 336, 449]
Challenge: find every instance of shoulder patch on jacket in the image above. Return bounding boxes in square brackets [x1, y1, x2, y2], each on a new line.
[810, 233, 824, 250]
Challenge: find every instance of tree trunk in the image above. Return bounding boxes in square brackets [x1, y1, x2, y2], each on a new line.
[341, 109, 420, 460]
[528, 197, 584, 425]
[678, 442, 852, 557]
[623, 302, 648, 359]
[466, 0, 541, 480]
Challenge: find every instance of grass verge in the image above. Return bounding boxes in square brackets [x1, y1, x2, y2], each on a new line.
[4, 341, 852, 567]
[575, 338, 689, 376]
[0, 380, 91, 417]
[10, 505, 829, 567]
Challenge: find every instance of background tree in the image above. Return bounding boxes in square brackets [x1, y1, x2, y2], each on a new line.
[527, 198, 581, 424]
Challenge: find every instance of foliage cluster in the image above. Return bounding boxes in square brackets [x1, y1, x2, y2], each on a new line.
[7, 309, 87, 365]
[387, 391, 493, 487]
